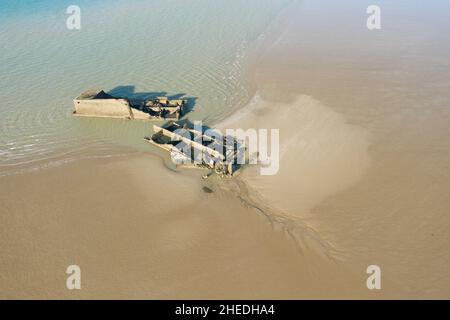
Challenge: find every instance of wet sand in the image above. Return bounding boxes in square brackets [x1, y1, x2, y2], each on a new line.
[0, 153, 372, 299]
[2, 0, 450, 299]
[232, 0, 450, 298]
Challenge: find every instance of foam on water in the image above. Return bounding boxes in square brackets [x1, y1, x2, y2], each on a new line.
[0, 0, 291, 174]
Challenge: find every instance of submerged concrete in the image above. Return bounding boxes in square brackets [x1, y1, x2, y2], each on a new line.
[73, 89, 185, 120]
[145, 121, 243, 176]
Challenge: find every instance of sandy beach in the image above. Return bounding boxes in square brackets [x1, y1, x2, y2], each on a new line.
[232, 0, 450, 298]
[0, 152, 374, 299]
[1, 0, 450, 299]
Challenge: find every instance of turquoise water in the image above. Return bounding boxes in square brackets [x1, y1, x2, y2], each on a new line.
[0, 0, 290, 172]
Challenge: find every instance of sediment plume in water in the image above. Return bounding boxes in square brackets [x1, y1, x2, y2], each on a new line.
[213, 93, 370, 260]
[217, 93, 370, 215]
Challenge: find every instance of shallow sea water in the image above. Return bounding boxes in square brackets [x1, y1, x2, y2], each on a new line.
[0, 0, 290, 174]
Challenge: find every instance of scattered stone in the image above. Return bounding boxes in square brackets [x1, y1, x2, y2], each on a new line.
[202, 186, 214, 194]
